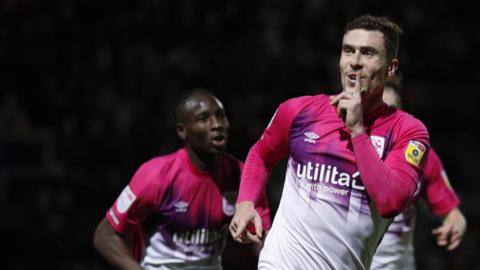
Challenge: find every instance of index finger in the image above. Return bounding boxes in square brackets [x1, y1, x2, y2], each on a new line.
[353, 72, 362, 97]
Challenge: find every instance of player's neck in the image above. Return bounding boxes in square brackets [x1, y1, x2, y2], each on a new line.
[362, 94, 384, 119]
[186, 147, 220, 172]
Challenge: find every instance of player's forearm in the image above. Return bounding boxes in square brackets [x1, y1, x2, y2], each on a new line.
[93, 219, 143, 270]
[352, 134, 418, 218]
[237, 144, 272, 204]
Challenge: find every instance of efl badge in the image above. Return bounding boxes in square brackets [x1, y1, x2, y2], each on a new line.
[404, 140, 426, 167]
[116, 185, 136, 213]
[370, 136, 385, 158]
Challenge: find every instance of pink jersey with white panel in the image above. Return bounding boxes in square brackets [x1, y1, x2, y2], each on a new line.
[372, 148, 460, 270]
[237, 94, 430, 270]
[106, 148, 271, 270]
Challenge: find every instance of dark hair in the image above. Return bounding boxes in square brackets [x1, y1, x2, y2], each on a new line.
[175, 88, 215, 123]
[344, 15, 403, 60]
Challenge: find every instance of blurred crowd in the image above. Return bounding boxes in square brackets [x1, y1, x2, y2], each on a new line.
[1, 0, 479, 269]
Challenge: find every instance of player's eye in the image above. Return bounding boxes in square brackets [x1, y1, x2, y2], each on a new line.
[196, 113, 209, 122]
[343, 47, 354, 54]
[361, 48, 377, 58]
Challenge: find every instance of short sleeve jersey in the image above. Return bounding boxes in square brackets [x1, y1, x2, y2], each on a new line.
[106, 148, 271, 269]
[255, 95, 429, 270]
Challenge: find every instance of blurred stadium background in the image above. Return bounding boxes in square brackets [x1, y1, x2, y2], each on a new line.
[1, 0, 479, 269]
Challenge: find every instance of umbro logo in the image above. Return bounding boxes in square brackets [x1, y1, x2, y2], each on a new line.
[174, 201, 189, 213]
[304, 132, 319, 144]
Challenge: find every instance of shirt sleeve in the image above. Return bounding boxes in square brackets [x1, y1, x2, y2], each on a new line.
[237, 97, 309, 204]
[255, 190, 272, 231]
[351, 117, 430, 218]
[422, 148, 460, 216]
[236, 159, 272, 231]
[106, 160, 165, 234]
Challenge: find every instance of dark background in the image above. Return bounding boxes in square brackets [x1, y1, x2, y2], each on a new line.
[1, 0, 479, 269]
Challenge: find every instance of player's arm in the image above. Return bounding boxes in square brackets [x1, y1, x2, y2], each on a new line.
[93, 217, 143, 270]
[94, 160, 162, 269]
[251, 190, 272, 251]
[230, 98, 303, 244]
[423, 149, 466, 250]
[351, 130, 428, 218]
[331, 73, 429, 218]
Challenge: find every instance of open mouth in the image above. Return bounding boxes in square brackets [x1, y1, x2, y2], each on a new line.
[346, 73, 363, 87]
[212, 134, 227, 147]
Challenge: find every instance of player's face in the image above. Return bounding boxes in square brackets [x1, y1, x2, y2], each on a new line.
[180, 94, 229, 155]
[339, 29, 398, 100]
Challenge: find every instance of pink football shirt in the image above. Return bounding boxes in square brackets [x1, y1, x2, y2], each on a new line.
[106, 148, 271, 269]
[238, 95, 429, 269]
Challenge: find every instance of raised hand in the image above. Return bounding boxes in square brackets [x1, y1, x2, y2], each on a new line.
[330, 72, 365, 137]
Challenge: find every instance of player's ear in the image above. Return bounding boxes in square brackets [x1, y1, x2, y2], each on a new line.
[176, 123, 187, 140]
[387, 59, 399, 76]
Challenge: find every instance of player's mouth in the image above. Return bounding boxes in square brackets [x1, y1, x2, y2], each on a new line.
[212, 134, 227, 148]
[346, 73, 363, 87]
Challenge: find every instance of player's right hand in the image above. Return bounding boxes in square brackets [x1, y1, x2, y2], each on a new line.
[330, 72, 365, 137]
[229, 201, 263, 245]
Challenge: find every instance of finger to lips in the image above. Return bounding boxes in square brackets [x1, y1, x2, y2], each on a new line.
[353, 72, 362, 96]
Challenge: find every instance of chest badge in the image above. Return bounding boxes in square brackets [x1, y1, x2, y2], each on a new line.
[222, 192, 237, 216]
[370, 135, 385, 158]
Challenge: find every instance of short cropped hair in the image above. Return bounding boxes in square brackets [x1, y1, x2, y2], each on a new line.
[175, 88, 215, 124]
[344, 15, 403, 60]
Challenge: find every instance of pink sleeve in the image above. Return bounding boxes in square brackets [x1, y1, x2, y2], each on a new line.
[252, 190, 272, 232]
[237, 97, 307, 204]
[422, 148, 460, 216]
[351, 121, 429, 218]
[106, 160, 165, 234]
[237, 160, 272, 231]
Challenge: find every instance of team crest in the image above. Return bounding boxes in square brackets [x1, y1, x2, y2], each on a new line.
[405, 140, 426, 167]
[370, 136, 385, 158]
[222, 192, 237, 216]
